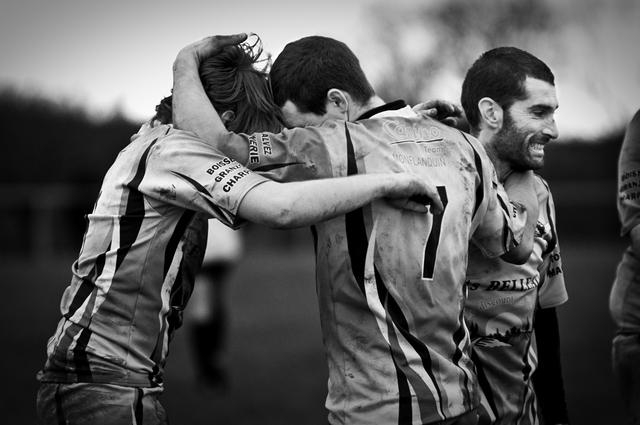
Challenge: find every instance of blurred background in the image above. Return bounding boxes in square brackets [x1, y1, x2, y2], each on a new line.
[1, 0, 638, 423]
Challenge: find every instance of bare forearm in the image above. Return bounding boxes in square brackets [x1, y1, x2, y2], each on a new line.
[238, 173, 435, 229]
[278, 174, 401, 227]
[172, 54, 222, 137]
[171, 34, 251, 161]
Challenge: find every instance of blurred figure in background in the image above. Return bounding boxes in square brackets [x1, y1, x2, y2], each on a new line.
[610, 108, 640, 425]
[188, 220, 242, 390]
[461, 47, 569, 425]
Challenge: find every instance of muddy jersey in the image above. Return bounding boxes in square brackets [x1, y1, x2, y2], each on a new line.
[611, 111, 640, 332]
[465, 176, 567, 425]
[38, 122, 266, 387]
[226, 102, 526, 424]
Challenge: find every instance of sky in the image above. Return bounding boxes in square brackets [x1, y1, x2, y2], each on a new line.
[0, 0, 369, 119]
[1, 0, 638, 139]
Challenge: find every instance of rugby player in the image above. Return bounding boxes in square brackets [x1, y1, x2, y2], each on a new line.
[172, 33, 540, 425]
[611, 108, 640, 425]
[460, 47, 569, 425]
[35, 36, 444, 425]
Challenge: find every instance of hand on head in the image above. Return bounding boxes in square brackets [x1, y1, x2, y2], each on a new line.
[177, 33, 249, 65]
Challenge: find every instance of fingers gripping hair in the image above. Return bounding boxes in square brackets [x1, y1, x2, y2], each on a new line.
[154, 35, 284, 133]
[199, 35, 284, 133]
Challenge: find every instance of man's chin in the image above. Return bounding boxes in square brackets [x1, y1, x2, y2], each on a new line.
[512, 159, 543, 172]
[529, 159, 544, 171]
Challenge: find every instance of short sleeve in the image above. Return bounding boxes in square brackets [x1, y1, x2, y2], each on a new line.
[139, 129, 268, 227]
[220, 121, 347, 182]
[538, 187, 568, 308]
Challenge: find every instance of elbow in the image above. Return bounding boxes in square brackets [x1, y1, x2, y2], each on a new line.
[268, 209, 298, 229]
[263, 196, 300, 229]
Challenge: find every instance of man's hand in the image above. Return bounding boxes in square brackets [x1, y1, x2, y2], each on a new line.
[385, 173, 444, 214]
[175, 33, 248, 66]
[413, 99, 470, 132]
[172, 34, 248, 139]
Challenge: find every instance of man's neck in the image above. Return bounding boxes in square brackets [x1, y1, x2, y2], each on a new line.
[351, 96, 385, 121]
[477, 132, 513, 182]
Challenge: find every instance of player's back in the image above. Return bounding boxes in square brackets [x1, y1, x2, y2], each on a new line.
[310, 113, 512, 424]
[220, 106, 520, 424]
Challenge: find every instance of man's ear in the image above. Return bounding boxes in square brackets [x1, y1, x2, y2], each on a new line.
[326, 89, 350, 115]
[220, 110, 236, 127]
[477, 97, 503, 130]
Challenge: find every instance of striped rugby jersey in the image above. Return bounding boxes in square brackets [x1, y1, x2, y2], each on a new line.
[228, 101, 526, 424]
[465, 176, 567, 425]
[37, 122, 267, 387]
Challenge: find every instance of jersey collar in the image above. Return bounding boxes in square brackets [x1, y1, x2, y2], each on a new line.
[356, 100, 408, 121]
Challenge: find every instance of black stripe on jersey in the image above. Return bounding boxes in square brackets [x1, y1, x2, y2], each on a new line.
[391, 350, 413, 424]
[116, 138, 158, 270]
[134, 388, 144, 423]
[163, 210, 196, 278]
[65, 279, 94, 320]
[460, 132, 484, 219]
[64, 248, 108, 319]
[496, 196, 513, 252]
[72, 327, 93, 382]
[423, 186, 448, 278]
[541, 180, 558, 256]
[252, 162, 304, 172]
[376, 267, 447, 419]
[170, 171, 238, 219]
[171, 171, 212, 197]
[514, 336, 534, 424]
[344, 124, 367, 293]
[167, 237, 194, 336]
[472, 348, 499, 420]
[451, 308, 472, 411]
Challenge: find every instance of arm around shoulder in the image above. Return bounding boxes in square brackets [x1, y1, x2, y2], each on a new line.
[237, 173, 443, 229]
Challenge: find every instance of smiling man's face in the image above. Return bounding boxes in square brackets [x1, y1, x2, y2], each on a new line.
[493, 77, 559, 171]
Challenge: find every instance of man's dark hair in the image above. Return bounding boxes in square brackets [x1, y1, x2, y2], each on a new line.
[461, 47, 555, 132]
[154, 38, 283, 133]
[270, 36, 375, 115]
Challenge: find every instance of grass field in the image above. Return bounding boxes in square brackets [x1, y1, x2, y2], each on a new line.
[0, 232, 628, 424]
